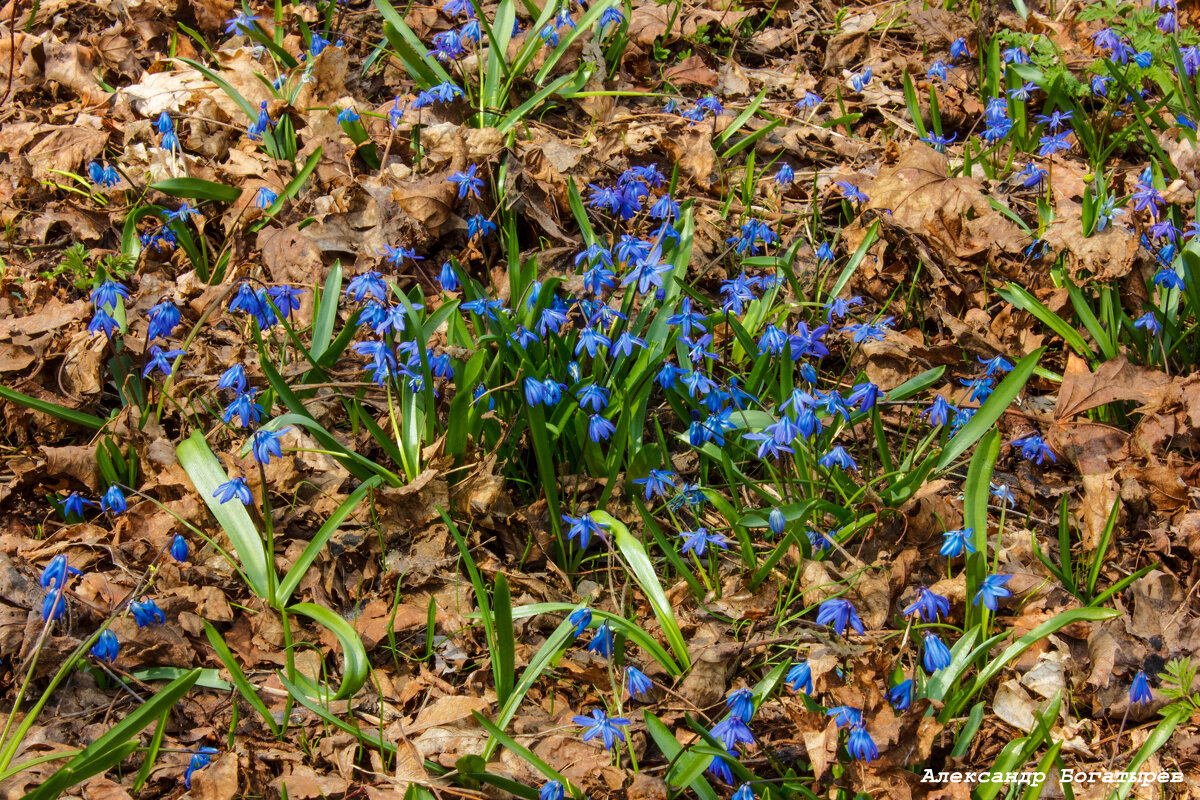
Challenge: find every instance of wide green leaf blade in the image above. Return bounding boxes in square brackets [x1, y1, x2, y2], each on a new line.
[149, 178, 241, 203]
[287, 602, 370, 700]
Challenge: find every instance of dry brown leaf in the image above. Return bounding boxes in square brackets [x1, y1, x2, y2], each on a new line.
[191, 752, 239, 800]
[804, 717, 839, 779]
[1043, 201, 1141, 282]
[663, 55, 718, 88]
[1054, 354, 1173, 420]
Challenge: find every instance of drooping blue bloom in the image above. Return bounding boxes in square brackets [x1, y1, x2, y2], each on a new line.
[847, 381, 880, 412]
[796, 90, 821, 108]
[974, 574, 1013, 610]
[131, 598, 166, 627]
[223, 389, 265, 428]
[171, 534, 189, 563]
[711, 715, 755, 749]
[91, 629, 120, 662]
[568, 608, 592, 637]
[626, 666, 653, 697]
[826, 706, 863, 728]
[563, 512, 608, 549]
[903, 586, 950, 622]
[843, 317, 893, 343]
[42, 589, 67, 622]
[346, 271, 388, 302]
[1008, 81, 1037, 101]
[539, 781, 565, 800]
[849, 66, 873, 92]
[599, 6, 625, 30]
[336, 107, 360, 124]
[588, 415, 615, 442]
[1012, 433, 1055, 464]
[1017, 163, 1047, 188]
[732, 784, 755, 800]
[214, 477, 252, 505]
[990, 482, 1016, 507]
[1001, 46, 1028, 64]
[142, 345, 184, 378]
[101, 485, 127, 514]
[923, 632, 952, 671]
[1134, 312, 1162, 336]
[573, 708, 630, 749]
[889, 679, 913, 711]
[919, 132, 957, 152]
[611, 332, 647, 359]
[922, 395, 953, 427]
[775, 163, 795, 185]
[726, 688, 755, 721]
[950, 37, 970, 60]
[430, 29, 465, 61]
[184, 748, 219, 789]
[847, 725, 878, 761]
[40, 554, 80, 590]
[786, 661, 812, 694]
[146, 301, 181, 341]
[940, 527, 975, 557]
[58, 492, 94, 519]
[979, 354, 1014, 375]
[825, 295, 863, 323]
[1130, 670, 1153, 705]
[90, 280, 130, 311]
[588, 620, 613, 657]
[707, 749, 737, 784]
[768, 508, 786, 535]
[88, 308, 119, 338]
[251, 428, 291, 465]
[817, 597, 864, 635]
[819, 445, 858, 471]
[927, 60, 947, 81]
[634, 469, 676, 500]
[539, 24, 559, 46]
[621, 248, 672, 296]
[696, 95, 724, 116]
[448, 164, 484, 198]
[743, 431, 794, 460]
[1037, 133, 1072, 156]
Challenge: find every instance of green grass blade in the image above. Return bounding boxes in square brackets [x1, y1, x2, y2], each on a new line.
[287, 602, 370, 700]
[149, 177, 241, 203]
[278, 673, 397, 753]
[203, 620, 282, 735]
[310, 260, 342, 362]
[0, 386, 105, 429]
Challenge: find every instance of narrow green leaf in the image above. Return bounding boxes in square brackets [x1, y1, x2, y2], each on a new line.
[149, 177, 241, 203]
[287, 602, 370, 700]
[204, 621, 281, 735]
[0, 386, 105, 430]
[935, 348, 1042, 471]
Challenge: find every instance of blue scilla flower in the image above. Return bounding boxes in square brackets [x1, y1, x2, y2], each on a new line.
[922, 394, 952, 427]
[848, 381, 880, 413]
[711, 715, 755, 749]
[620, 248, 672, 296]
[255, 187, 278, 210]
[337, 107, 360, 124]
[568, 607, 592, 637]
[251, 428, 291, 465]
[634, 469, 676, 500]
[979, 354, 1014, 375]
[743, 431, 793, 460]
[184, 747, 219, 789]
[448, 164, 484, 198]
[1012, 433, 1055, 464]
[775, 163, 795, 185]
[91, 629, 119, 662]
[42, 589, 67, 622]
[1130, 669, 1153, 705]
[826, 705, 862, 728]
[927, 59, 948, 81]
[146, 301, 181, 341]
[768, 507, 786, 535]
[786, 660, 812, 694]
[819, 445, 858, 471]
[588, 620, 613, 657]
[904, 586, 950, 622]
[707, 749, 737, 784]
[171, 535, 189, 563]
[575, 327, 611, 358]
[58, 492, 95, 519]
[573, 708, 630, 750]
[940, 527, 974, 557]
[919, 132, 956, 152]
[974, 574, 1013, 610]
[266, 286, 302, 320]
[847, 724, 878, 761]
[588, 414, 615, 442]
[889, 679, 913, 711]
[437, 261, 460, 292]
[346, 270, 388, 303]
[726, 688, 755, 721]
[563, 512, 607, 549]
[797, 89, 821, 108]
[990, 481, 1016, 507]
[1134, 311, 1162, 336]
[817, 597, 864, 635]
[539, 781, 564, 800]
[626, 666, 653, 697]
[825, 294, 863, 322]
[541, 378, 566, 404]
[923, 632, 952, 672]
[41, 554, 80, 590]
[843, 318, 892, 343]
[849, 66, 873, 92]
[950, 36, 970, 59]
[732, 784, 755, 800]
[143, 345, 184, 379]
[101, 485, 127, 514]
[1037, 133, 1072, 157]
[611, 332, 647, 359]
[575, 384, 609, 413]
[214, 476, 252, 505]
[88, 308, 119, 338]
[223, 388, 265, 428]
[131, 598, 165, 627]
[696, 95, 723, 116]
[679, 527, 727, 557]
[757, 324, 788, 356]
[834, 180, 869, 203]
[90, 279, 129, 311]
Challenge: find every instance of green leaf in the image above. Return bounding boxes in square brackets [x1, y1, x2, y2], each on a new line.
[279, 673, 396, 753]
[277, 477, 381, 605]
[149, 178, 241, 204]
[593, 511, 690, 670]
[998, 283, 1093, 359]
[310, 260, 342, 362]
[203, 621, 281, 735]
[0, 386, 105, 430]
[287, 602, 370, 700]
[827, 219, 879, 301]
[643, 711, 719, 799]
[935, 348, 1042, 471]
[177, 431, 271, 600]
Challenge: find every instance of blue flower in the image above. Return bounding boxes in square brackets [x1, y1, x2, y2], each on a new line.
[88, 308, 119, 338]
[588, 415, 615, 442]
[1011, 433, 1055, 464]
[143, 345, 184, 378]
[634, 469, 676, 500]
[843, 317, 892, 342]
[599, 6, 625, 30]
[171, 534, 189, 563]
[449, 164, 484, 198]
[346, 271, 388, 302]
[101, 485, 127, 514]
[786, 661, 812, 694]
[587, 620, 613, 656]
[539, 781, 565, 800]
[796, 90, 821, 108]
[889, 679, 913, 711]
[768, 508, 786, 535]
[819, 445, 858, 471]
[1034, 109, 1073, 131]
[979, 354, 1014, 375]
[826, 706, 862, 728]
[436, 261, 461, 292]
[268, 286, 303, 319]
[573, 708, 630, 749]
[224, 11, 260, 34]
[732, 784, 755, 800]
[621, 248, 672, 296]
[184, 748, 219, 789]
[775, 163, 795, 185]
[1134, 311, 1162, 336]
[42, 590, 67, 622]
[834, 180, 869, 203]
[817, 597, 864, 635]
[40, 554, 80, 590]
[568, 607, 592, 637]
[611, 332, 647, 359]
[90, 280, 130, 311]
[726, 688, 755, 721]
[706, 749, 737, 784]
[131, 598, 166, 627]
[1130, 669, 1153, 705]
[626, 666, 653, 697]
[91, 629, 120, 662]
[904, 586, 950, 622]
[1037, 133, 1072, 156]
[147, 301, 181, 341]
[251, 428, 291, 465]
[223, 389, 265, 428]
[927, 60, 948, 81]
[973, 574, 1013, 610]
[711, 715, 755, 749]
[563, 512, 608, 549]
[696, 95, 724, 116]
[950, 37, 970, 60]
[847, 381, 879, 412]
[847, 725, 878, 761]
[743, 431, 794, 460]
[922, 395, 953, 427]
[990, 482, 1016, 507]
[849, 66, 873, 92]
[575, 384, 609, 413]
[940, 527, 975, 557]
[58, 492, 94, 519]
[923, 632, 952, 672]
[254, 187, 278, 210]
